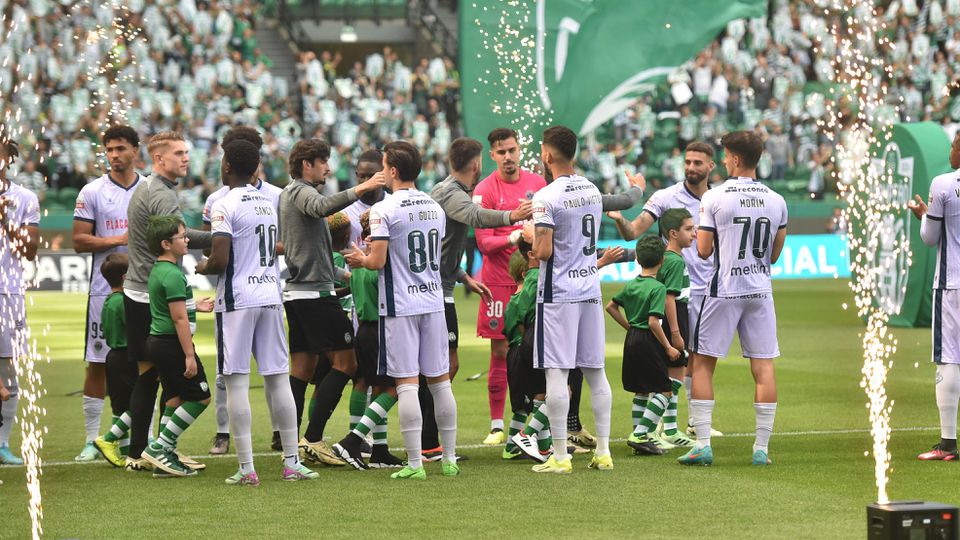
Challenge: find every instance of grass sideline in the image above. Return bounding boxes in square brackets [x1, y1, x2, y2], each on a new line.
[0, 279, 955, 538]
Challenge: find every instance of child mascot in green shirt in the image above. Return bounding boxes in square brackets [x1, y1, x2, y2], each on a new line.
[141, 215, 214, 477]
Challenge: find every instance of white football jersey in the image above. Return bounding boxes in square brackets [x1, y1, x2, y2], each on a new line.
[73, 173, 144, 296]
[532, 174, 603, 303]
[343, 193, 391, 250]
[203, 179, 282, 225]
[644, 181, 713, 293]
[927, 169, 960, 290]
[699, 177, 788, 297]
[369, 189, 445, 317]
[210, 185, 282, 312]
[0, 183, 40, 295]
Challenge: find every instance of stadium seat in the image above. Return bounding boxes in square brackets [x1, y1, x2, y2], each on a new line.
[58, 187, 80, 208]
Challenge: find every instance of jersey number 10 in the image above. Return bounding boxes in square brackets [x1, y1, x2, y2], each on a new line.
[255, 224, 278, 267]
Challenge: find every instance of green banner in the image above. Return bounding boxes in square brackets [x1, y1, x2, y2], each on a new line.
[867, 122, 951, 327]
[459, 0, 766, 162]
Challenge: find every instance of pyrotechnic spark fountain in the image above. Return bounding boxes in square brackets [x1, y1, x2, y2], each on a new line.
[471, 0, 552, 169]
[0, 3, 48, 538]
[825, 0, 901, 504]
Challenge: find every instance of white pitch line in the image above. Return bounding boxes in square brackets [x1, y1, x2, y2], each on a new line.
[0, 426, 939, 469]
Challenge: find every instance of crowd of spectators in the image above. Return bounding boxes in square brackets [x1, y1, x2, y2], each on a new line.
[4, 0, 960, 216]
[576, 0, 960, 199]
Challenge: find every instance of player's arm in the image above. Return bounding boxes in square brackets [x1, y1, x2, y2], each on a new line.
[697, 227, 715, 260]
[6, 223, 40, 262]
[201, 220, 213, 257]
[770, 226, 787, 264]
[436, 187, 523, 228]
[456, 267, 493, 304]
[72, 220, 127, 253]
[168, 300, 198, 378]
[606, 210, 655, 241]
[532, 225, 553, 261]
[605, 300, 631, 331]
[346, 239, 387, 270]
[600, 170, 645, 211]
[910, 191, 944, 247]
[649, 315, 680, 361]
[297, 173, 385, 218]
[196, 234, 231, 275]
[597, 246, 625, 268]
[664, 293, 683, 350]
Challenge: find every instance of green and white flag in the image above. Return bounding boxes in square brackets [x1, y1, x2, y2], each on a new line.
[461, 0, 766, 157]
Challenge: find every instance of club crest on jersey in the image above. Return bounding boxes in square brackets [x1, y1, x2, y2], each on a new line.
[344, 332, 352, 344]
[489, 318, 499, 330]
[200, 382, 209, 392]
[448, 332, 456, 342]
[94, 341, 104, 352]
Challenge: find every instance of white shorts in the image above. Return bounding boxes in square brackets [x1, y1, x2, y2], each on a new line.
[85, 295, 109, 363]
[688, 291, 706, 344]
[534, 298, 605, 370]
[378, 311, 449, 378]
[933, 289, 960, 365]
[215, 305, 290, 376]
[0, 294, 26, 359]
[692, 294, 780, 359]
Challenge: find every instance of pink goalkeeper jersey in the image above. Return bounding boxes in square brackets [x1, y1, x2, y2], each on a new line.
[473, 169, 546, 286]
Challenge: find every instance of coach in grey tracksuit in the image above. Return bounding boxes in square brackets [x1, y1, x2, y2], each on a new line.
[125, 155, 213, 461]
[279, 138, 385, 455]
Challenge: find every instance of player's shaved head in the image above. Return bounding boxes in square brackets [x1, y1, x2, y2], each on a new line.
[635, 235, 665, 268]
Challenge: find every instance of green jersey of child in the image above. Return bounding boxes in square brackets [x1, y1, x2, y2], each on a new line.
[655, 250, 690, 303]
[350, 266, 379, 323]
[333, 251, 354, 312]
[101, 290, 127, 349]
[148, 260, 197, 336]
[611, 275, 666, 329]
[504, 268, 539, 347]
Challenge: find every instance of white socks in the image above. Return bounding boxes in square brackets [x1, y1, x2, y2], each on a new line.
[264, 374, 300, 467]
[690, 399, 715, 448]
[429, 380, 458, 463]
[396, 383, 423, 469]
[581, 367, 612, 456]
[0, 395, 17, 445]
[937, 364, 960, 440]
[545, 369, 570, 461]
[0, 361, 18, 446]
[215, 373, 229, 434]
[490, 418, 504, 431]
[754, 402, 777, 453]
[684, 375, 693, 403]
[82, 395, 104, 443]
[224, 374, 254, 473]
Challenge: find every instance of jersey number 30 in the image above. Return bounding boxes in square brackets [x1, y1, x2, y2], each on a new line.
[408, 229, 440, 273]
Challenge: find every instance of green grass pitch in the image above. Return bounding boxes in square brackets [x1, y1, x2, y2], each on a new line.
[1, 280, 955, 538]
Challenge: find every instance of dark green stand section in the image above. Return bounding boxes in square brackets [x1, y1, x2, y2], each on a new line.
[870, 122, 950, 327]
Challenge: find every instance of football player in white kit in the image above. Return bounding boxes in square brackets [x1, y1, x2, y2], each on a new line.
[71, 126, 144, 462]
[0, 138, 40, 466]
[679, 131, 788, 467]
[909, 130, 960, 461]
[200, 126, 283, 456]
[345, 140, 459, 480]
[528, 126, 613, 474]
[196, 140, 318, 485]
[606, 141, 725, 439]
